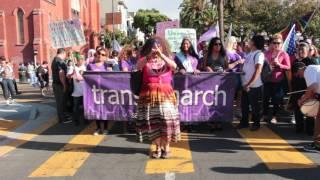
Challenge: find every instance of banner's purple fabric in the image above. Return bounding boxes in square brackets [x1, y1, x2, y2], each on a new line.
[84, 72, 237, 122]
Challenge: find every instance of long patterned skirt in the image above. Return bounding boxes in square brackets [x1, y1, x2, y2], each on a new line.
[136, 83, 180, 143]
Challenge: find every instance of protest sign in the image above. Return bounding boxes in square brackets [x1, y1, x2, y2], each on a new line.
[165, 28, 197, 53]
[48, 19, 86, 49]
[83, 72, 237, 122]
[156, 20, 180, 37]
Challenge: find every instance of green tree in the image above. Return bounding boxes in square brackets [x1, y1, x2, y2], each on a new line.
[179, 0, 218, 35]
[133, 9, 169, 36]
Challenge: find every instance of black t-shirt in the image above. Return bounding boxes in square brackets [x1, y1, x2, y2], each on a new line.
[51, 57, 67, 85]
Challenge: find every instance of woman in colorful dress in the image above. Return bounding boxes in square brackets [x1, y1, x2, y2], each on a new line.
[136, 37, 180, 159]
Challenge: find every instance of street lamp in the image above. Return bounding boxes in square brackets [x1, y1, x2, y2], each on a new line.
[100, 34, 105, 48]
[240, 25, 244, 43]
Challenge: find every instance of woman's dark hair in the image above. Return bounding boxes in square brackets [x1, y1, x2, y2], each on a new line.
[180, 38, 199, 59]
[140, 36, 172, 58]
[207, 37, 226, 59]
[251, 35, 265, 50]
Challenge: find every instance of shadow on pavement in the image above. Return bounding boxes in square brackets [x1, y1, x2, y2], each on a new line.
[211, 163, 320, 180]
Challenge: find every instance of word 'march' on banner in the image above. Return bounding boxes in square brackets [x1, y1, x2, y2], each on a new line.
[83, 72, 237, 122]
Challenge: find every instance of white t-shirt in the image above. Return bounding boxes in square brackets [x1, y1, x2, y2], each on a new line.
[241, 50, 265, 88]
[304, 65, 320, 94]
[67, 65, 86, 97]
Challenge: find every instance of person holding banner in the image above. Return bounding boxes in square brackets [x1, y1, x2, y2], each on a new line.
[87, 48, 112, 135]
[238, 35, 265, 131]
[205, 37, 229, 131]
[295, 64, 320, 152]
[174, 38, 200, 74]
[174, 38, 200, 132]
[136, 37, 180, 159]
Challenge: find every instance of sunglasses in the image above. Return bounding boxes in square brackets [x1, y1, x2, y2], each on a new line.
[273, 42, 282, 45]
[99, 53, 107, 57]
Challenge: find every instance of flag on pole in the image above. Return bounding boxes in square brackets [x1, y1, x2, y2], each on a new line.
[282, 24, 296, 56]
[198, 24, 219, 44]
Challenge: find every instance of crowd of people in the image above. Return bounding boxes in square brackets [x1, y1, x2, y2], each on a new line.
[1, 32, 320, 158]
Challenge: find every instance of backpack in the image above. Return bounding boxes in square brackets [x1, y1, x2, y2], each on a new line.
[253, 51, 272, 83]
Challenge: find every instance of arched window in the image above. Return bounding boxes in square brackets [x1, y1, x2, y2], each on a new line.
[17, 9, 25, 44]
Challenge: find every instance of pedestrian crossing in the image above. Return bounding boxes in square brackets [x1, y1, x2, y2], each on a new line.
[0, 120, 318, 179]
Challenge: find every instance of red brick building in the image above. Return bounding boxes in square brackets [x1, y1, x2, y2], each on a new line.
[0, 0, 101, 74]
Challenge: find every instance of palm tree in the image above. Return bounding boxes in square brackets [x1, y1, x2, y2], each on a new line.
[179, 0, 218, 35]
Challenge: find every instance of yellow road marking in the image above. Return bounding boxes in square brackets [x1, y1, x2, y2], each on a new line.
[29, 123, 105, 177]
[145, 133, 194, 174]
[238, 126, 317, 170]
[0, 118, 57, 157]
[0, 120, 25, 136]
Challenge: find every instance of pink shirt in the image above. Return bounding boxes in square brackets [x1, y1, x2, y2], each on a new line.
[264, 50, 291, 82]
[141, 57, 173, 84]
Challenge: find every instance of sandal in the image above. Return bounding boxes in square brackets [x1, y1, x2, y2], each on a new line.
[150, 150, 162, 159]
[161, 150, 171, 159]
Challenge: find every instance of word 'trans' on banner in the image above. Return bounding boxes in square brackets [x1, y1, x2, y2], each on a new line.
[48, 19, 86, 49]
[83, 72, 237, 122]
[165, 28, 197, 53]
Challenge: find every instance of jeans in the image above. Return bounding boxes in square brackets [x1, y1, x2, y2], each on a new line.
[73, 96, 83, 124]
[28, 72, 37, 84]
[263, 82, 283, 117]
[2, 79, 16, 100]
[53, 83, 67, 123]
[241, 86, 263, 127]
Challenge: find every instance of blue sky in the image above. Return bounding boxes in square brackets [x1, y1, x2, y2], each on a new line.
[124, 0, 183, 19]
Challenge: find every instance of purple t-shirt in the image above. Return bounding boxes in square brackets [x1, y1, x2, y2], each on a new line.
[227, 50, 242, 72]
[120, 58, 137, 72]
[86, 63, 110, 72]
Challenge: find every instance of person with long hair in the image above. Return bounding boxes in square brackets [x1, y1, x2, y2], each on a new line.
[225, 36, 246, 119]
[119, 45, 137, 72]
[136, 37, 180, 159]
[175, 38, 200, 74]
[309, 45, 320, 64]
[174, 38, 200, 132]
[205, 37, 229, 131]
[87, 48, 113, 135]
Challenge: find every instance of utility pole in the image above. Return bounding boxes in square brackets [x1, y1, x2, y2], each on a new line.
[112, 0, 115, 49]
[218, 0, 224, 44]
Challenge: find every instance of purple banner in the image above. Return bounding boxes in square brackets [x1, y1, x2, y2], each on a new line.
[83, 72, 237, 122]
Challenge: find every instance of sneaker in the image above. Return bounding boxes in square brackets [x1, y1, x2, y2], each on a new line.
[9, 99, 15, 104]
[63, 119, 72, 124]
[303, 143, 320, 153]
[6, 100, 10, 105]
[270, 117, 278, 124]
[93, 129, 101, 136]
